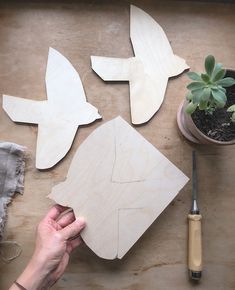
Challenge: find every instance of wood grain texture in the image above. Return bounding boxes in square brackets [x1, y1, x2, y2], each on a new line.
[1, 1, 235, 289]
[2, 48, 101, 169]
[49, 117, 189, 259]
[91, 5, 189, 125]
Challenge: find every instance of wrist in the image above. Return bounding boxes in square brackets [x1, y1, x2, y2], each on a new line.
[16, 256, 51, 290]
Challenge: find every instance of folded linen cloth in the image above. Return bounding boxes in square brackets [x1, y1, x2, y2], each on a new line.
[0, 142, 26, 241]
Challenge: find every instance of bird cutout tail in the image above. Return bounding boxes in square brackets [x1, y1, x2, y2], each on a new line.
[130, 61, 168, 124]
[128, 57, 172, 124]
[2, 95, 45, 124]
[36, 122, 78, 169]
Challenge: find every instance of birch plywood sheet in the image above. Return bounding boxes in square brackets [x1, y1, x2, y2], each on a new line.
[91, 5, 189, 125]
[2, 48, 101, 169]
[49, 117, 189, 259]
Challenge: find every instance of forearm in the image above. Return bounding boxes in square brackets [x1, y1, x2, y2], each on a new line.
[9, 256, 51, 290]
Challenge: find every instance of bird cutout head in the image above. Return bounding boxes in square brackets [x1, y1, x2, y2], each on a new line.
[75, 102, 102, 125]
[91, 5, 189, 125]
[2, 47, 102, 169]
[48, 117, 189, 259]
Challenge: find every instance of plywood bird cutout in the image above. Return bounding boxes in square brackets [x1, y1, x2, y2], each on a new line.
[3, 47, 101, 169]
[91, 5, 189, 125]
[48, 117, 189, 259]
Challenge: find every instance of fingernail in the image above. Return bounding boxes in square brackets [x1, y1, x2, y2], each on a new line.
[76, 217, 86, 227]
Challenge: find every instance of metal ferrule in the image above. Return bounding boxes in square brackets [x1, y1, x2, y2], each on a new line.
[191, 199, 200, 215]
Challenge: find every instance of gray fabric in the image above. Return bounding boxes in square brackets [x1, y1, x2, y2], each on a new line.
[0, 142, 26, 241]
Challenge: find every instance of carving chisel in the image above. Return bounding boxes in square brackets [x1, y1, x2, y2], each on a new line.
[188, 151, 202, 280]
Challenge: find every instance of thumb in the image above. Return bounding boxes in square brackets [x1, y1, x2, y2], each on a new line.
[59, 217, 86, 240]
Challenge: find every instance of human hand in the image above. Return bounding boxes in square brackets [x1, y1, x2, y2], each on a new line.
[10, 205, 85, 290]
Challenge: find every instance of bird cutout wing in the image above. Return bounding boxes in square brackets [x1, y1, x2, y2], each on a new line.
[2, 95, 46, 124]
[91, 5, 189, 124]
[48, 117, 189, 259]
[46, 47, 86, 108]
[130, 5, 187, 77]
[91, 56, 134, 81]
[2, 48, 101, 169]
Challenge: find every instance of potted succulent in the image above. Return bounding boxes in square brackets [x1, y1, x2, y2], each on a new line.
[177, 55, 235, 144]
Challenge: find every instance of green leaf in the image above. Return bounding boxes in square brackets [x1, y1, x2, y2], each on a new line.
[227, 104, 235, 112]
[199, 100, 208, 110]
[187, 82, 205, 91]
[205, 55, 215, 76]
[191, 88, 204, 103]
[201, 73, 210, 83]
[211, 63, 222, 79]
[201, 87, 211, 102]
[206, 106, 215, 115]
[217, 77, 235, 87]
[217, 85, 226, 93]
[217, 88, 227, 99]
[231, 112, 235, 122]
[186, 92, 193, 101]
[211, 89, 227, 107]
[185, 102, 198, 114]
[187, 72, 202, 81]
[212, 69, 226, 82]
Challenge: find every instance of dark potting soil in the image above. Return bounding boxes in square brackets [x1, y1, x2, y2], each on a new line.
[191, 71, 235, 142]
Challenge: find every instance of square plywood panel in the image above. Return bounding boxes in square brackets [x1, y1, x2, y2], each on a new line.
[0, 1, 235, 290]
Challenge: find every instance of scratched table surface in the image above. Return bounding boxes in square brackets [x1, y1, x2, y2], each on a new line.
[0, 0, 235, 289]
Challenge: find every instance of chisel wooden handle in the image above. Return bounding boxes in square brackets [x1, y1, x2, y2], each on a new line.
[188, 214, 202, 279]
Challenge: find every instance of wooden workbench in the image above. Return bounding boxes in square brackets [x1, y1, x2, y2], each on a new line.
[0, 0, 235, 289]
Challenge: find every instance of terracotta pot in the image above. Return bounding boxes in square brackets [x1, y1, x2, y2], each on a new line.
[177, 69, 235, 145]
